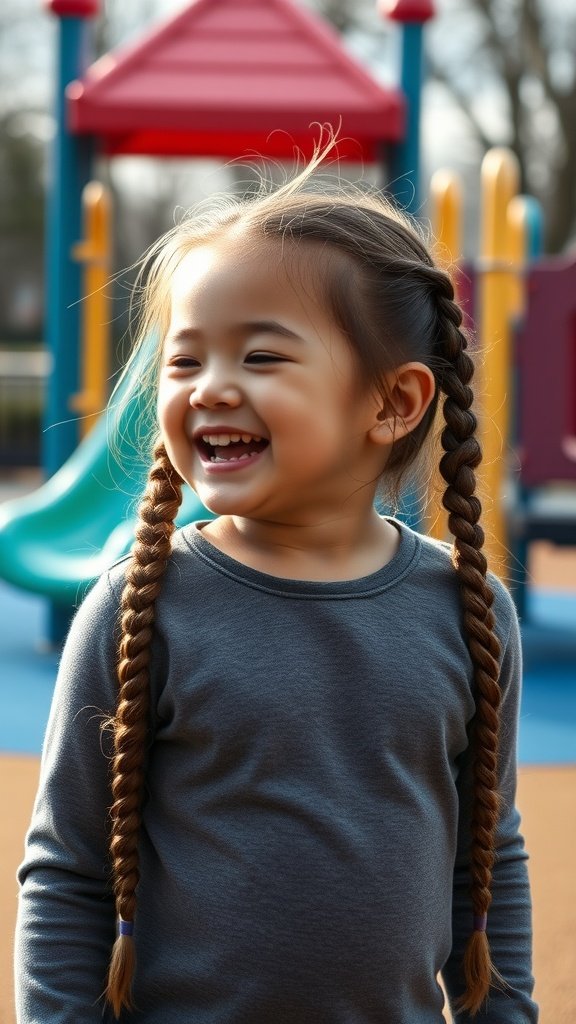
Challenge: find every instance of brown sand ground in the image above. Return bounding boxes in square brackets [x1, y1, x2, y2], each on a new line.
[1, 541, 575, 1022]
[528, 542, 576, 592]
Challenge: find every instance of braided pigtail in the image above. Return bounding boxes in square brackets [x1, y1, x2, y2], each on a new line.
[105, 441, 183, 1018]
[434, 282, 505, 1015]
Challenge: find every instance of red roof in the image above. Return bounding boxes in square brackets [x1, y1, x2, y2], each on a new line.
[66, 0, 404, 160]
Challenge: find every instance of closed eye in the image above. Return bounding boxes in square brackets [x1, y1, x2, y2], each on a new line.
[245, 352, 290, 364]
[168, 356, 201, 369]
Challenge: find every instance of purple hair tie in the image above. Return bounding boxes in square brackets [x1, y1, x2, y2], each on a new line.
[119, 918, 134, 937]
[473, 913, 488, 932]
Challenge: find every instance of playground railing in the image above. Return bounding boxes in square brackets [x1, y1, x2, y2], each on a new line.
[0, 350, 47, 468]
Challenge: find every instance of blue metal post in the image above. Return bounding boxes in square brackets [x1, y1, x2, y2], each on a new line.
[44, 0, 98, 642]
[388, 23, 425, 214]
[511, 195, 544, 620]
[522, 196, 544, 261]
[378, 1, 436, 530]
[44, 9, 95, 479]
[379, 0, 435, 214]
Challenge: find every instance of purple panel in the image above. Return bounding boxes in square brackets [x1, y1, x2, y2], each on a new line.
[455, 262, 476, 336]
[518, 258, 576, 486]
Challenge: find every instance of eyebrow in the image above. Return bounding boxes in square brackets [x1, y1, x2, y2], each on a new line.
[244, 319, 302, 340]
[165, 320, 303, 345]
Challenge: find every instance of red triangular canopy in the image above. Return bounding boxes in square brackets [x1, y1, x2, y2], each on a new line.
[67, 0, 404, 160]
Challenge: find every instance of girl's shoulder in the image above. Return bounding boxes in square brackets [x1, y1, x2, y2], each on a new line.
[95, 521, 206, 603]
[412, 526, 519, 644]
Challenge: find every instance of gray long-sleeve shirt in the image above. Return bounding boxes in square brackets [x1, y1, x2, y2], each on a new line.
[15, 519, 537, 1023]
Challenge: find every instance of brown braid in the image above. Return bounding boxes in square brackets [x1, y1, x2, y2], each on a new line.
[105, 441, 183, 1018]
[433, 280, 505, 1014]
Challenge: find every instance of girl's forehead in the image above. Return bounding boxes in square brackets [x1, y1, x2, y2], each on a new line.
[171, 232, 279, 290]
[164, 230, 347, 348]
[170, 243, 224, 297]
[168, 230, 324, 311]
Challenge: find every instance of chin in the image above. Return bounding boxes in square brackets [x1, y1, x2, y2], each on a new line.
[192, 489, 246, 518]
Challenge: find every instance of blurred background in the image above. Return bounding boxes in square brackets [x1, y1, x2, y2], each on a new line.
[2, 0, 576, 363]
[1, 2, 575, 1022]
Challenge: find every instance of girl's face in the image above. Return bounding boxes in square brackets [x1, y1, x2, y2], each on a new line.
[157, 231, 388, 525]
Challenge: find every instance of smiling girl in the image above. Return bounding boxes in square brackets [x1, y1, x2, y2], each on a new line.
[15, 151, 537, 1023]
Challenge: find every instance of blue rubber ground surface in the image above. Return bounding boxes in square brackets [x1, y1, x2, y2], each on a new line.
[0, 580, 574, 763]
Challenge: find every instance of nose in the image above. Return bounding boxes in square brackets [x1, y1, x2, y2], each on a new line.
[188, 364, 242, 409]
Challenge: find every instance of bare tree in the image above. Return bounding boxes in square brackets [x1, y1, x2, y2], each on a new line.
[427, 0, 576, 252]
[312, 0, 576, 252]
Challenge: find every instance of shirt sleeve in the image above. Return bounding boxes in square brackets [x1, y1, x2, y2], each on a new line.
[442, 589, 539, 1022]
[14, 572, 123, 1024]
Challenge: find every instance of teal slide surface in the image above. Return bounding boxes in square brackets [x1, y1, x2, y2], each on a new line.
[0, 400, 212, 604]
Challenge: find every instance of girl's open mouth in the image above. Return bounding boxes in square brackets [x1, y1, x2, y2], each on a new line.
[196, 433, 269, 465]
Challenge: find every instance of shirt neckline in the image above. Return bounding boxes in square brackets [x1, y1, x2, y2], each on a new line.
[180, 518, 422, 600]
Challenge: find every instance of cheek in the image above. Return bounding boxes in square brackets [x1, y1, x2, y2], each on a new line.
[157, 400, 193, 482]
[156, 390, 171, 437]
[158, 376, 184, 420]
[157, 389, 191, 460]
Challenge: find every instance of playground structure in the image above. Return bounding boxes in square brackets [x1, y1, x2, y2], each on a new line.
[429, 150, 576, 613]
[0, 0, 574, 638]
[41, 0, 433, 486]
[68, 181, 112, 439]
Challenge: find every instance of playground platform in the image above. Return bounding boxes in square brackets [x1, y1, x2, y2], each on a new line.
[0, 473, 574, 1022]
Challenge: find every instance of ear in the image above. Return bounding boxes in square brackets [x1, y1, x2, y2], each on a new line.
[368, 362, 436, 446]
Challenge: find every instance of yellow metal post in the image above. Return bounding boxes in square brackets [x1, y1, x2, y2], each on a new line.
[430, 168, 462, 273]
[427, 168, 463, 540]
[506, 195, 528, 321]
[71, 181, 112, 436]
[477, 148, 520, 570]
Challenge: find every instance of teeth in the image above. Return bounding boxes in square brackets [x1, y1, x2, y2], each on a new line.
[201, 433, 262, 445]
[211, 453, 253, 463]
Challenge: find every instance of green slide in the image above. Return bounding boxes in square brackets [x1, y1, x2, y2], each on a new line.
[0, 396, 211, 605]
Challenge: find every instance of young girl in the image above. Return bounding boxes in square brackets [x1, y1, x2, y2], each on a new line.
[15, 151, 537, 1023]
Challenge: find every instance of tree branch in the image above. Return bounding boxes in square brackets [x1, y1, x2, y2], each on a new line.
[522, 0, 559, 106]
[467, 0, 509, 70]
[426, 57, 494, 152]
